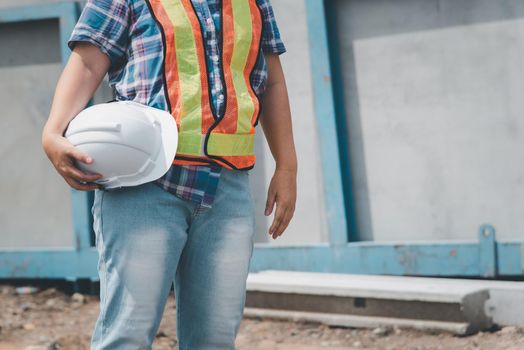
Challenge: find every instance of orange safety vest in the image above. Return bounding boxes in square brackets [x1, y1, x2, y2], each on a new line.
[147, 0, 263, 170]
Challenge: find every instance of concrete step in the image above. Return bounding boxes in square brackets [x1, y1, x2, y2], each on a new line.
[245, 271, 497, 335]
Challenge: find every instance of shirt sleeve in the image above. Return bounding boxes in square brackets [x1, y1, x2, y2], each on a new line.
[258, 0, 287, 55]
[68, 0, 130, 70]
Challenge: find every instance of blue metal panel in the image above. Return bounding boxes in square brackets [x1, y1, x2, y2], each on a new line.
[0, 249, 99, 280]
[497, 242, 524, 276]
[304, 0, 349, 245]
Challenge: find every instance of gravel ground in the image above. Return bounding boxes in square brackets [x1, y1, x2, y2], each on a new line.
[1, 285, 523, 350]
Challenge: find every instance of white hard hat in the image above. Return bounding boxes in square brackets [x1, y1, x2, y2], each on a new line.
[65, 100, 178, 189]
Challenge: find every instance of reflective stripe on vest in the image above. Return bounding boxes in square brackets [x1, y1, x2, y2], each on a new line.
[147, 0, 263, 169]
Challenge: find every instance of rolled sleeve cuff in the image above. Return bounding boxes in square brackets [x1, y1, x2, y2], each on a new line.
[68, 30, 126, 68]
[262, 41, 287, 55]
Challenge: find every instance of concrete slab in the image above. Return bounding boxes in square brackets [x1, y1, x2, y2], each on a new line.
[247, 271, 524, 327]
[245, 271, 520, 333]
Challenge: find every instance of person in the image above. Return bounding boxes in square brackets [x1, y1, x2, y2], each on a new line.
[41, 0, 297, 349]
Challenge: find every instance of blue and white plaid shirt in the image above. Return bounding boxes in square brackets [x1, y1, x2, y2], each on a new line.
[69, 0, 286, 208]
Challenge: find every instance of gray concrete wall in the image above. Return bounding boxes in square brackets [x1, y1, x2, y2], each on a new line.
[334, 0, 524, 241]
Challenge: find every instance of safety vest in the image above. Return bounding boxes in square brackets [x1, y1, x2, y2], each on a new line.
[146, 0, 263, 170]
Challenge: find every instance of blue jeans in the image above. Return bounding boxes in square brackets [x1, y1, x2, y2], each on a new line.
[90, 168, 255, 349]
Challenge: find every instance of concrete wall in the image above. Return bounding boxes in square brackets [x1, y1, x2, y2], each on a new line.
[334, 0, 524, 241]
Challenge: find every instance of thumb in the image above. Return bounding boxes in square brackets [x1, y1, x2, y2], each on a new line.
[265, 190, 276, 216]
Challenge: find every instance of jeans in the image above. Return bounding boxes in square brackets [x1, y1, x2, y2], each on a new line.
[90, 167, 256, 349]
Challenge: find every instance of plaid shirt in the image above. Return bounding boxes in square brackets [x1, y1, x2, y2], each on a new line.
[69, 0, 286, 208]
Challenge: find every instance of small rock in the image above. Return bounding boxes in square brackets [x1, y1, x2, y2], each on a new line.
[40, 288, 58, 297]
[16, 286, 39, 295]
[352, 341, 362, 348]
[257, 340, 277, 348]
[1, 286, 14, 295]
[499, 326, 519, 335]
[23, 323, 36, 330]
[19, 303, 32, 312]
[45, 298, 65, 311]
[47, 341, 60, 350]
[71, 293, 85, 304]
[372, 326, 392, 337]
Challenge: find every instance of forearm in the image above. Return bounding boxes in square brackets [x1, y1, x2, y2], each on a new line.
[42, 43, 109, 140]
[259, 55, 297, 172]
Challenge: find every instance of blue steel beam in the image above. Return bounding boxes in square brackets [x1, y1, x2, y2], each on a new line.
[323, 0, 359, 243]
[0, 249, 99, 280]
[250, 237, 522, 277]
[304, 0, 349, 245]
[1, 234, 523, 280]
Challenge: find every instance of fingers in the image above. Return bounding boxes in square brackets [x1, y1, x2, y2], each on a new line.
[59, 147, 102, 188]
[44, 135, 102, 191]
[65, 147, 93, 165]
[268, 199, 294, 239]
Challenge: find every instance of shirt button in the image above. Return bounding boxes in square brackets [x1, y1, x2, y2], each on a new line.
[212, 55, 219, 62]
[206, 18, 213, 25]
[218, 94, 225, 101]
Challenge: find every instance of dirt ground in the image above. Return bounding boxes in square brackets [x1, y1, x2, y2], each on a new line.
[1, 285, 523, 350]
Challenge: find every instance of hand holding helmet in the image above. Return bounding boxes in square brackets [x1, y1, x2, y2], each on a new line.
[64, 100, 178, 189]
[42, 132, 104, 191]
[44, 100, 178, 191]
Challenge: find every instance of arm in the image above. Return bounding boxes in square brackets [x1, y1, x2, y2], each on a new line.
[42, 42, 110, 191]
[259, 53, 298, 240]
